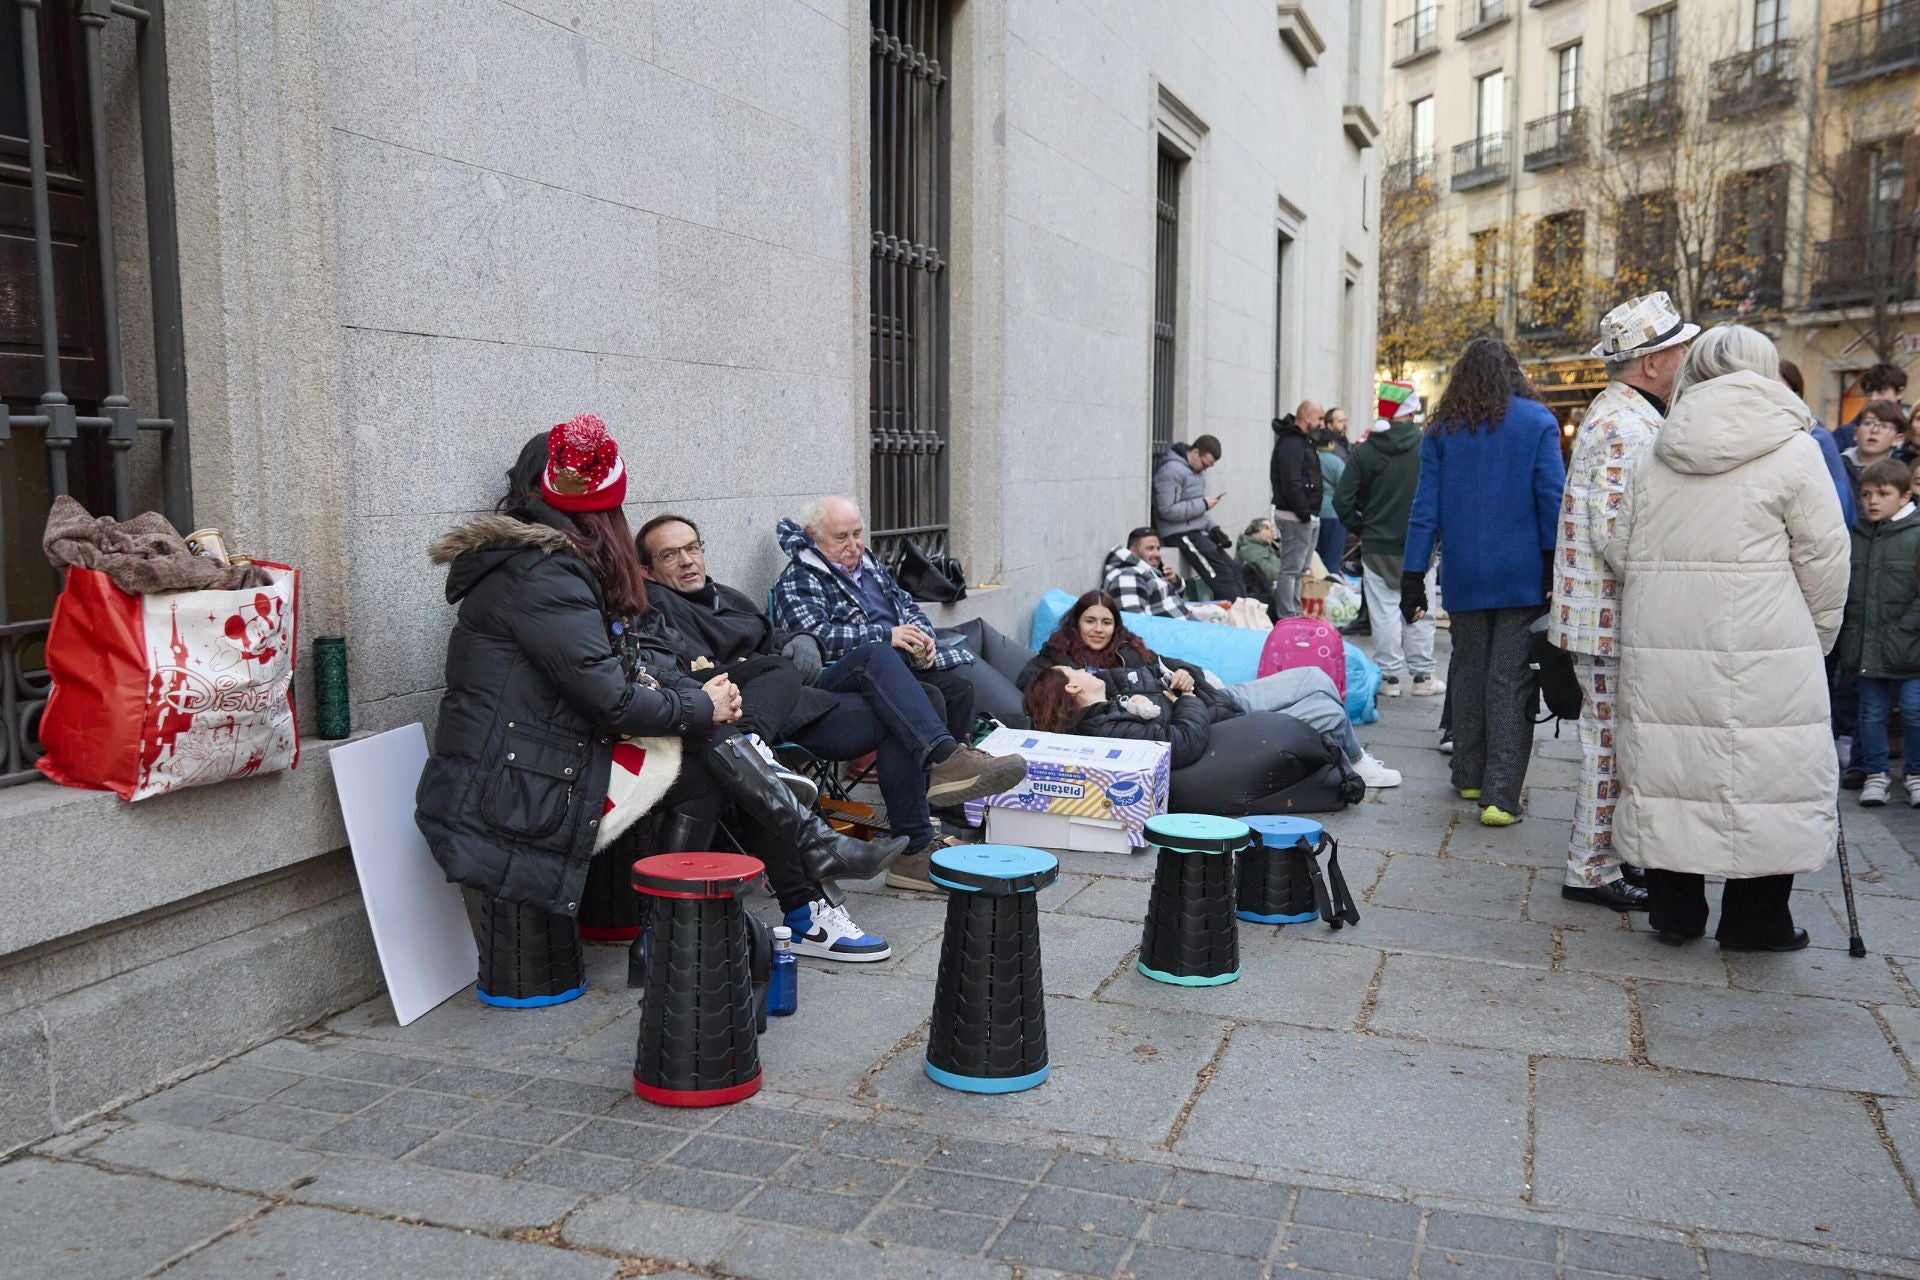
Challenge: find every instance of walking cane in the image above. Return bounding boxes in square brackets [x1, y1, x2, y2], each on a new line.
[1834, 807, 1869, 958]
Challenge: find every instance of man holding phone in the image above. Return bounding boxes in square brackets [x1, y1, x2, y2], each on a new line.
[1152, 435, 1253, 603]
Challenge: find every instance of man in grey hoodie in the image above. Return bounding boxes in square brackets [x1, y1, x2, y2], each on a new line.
[1152, 435, 1252, 602]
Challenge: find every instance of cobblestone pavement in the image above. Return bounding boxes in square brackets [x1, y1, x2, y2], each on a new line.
[9, 648, 1920, 1279]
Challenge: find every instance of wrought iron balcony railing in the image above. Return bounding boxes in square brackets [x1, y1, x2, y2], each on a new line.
[1828, 3, 1920, 87]
[1458, 0, 1509, 38]
[1392, 8, 1442, 65]
[1608, 79, 1683, 148]
[1806, 230, 1920, 308]
[1451, 133, 1510, 191]
[1522, 109, 1588, 170]
[1709, 41, 1799, 120]
[1384, 151, 1440, 198]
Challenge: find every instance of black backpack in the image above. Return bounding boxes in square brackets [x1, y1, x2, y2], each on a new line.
[1527, 612, 1583, 722]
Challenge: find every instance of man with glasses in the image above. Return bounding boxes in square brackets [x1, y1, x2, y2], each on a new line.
[642, 512, 1025, 898]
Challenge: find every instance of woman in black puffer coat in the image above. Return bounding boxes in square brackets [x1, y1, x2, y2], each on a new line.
[416, 419, 903, 925]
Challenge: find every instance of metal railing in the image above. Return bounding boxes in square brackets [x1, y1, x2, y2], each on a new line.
[1451, 133, 1510, 191]
[1458, 0, 1508, 37]
[1149, 147, 1182, 505]
[1709, 41, 1799, 119]
[3, 0, 191, 787]
[1522, 109, 1587, 170]
[1828, 3, 1920, 86]
[1384, 151, 1439, 197]
[1391, 8, 1442, 64]
[1608, 79, 1683, 148]
[1806, 230, 1920, 308]
[868, 0, 950, 562]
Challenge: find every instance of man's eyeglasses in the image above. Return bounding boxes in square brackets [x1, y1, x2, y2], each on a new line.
[654, 541, 705, 566]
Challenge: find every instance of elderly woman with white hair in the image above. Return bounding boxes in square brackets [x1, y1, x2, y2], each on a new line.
[1604, 324, 1849, 951]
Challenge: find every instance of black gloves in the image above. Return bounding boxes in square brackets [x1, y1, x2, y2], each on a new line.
[1209, 526, 1232, 551]
[1399, 571, 1428, 625]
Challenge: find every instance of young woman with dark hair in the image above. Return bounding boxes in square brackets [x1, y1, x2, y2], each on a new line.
[1015, 590, 1399, 786]
[419, 418, 906, 972]
[1400, 337, 1567, 828]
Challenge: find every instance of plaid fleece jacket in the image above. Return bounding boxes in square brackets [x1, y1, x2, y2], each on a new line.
[1100, 544, 1190, 619]
[770, 518, 973, 670]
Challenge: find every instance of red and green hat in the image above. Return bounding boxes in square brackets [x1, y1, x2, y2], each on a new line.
[1376, 381, 1422, 421]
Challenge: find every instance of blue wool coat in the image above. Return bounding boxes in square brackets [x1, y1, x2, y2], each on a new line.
[1403, 395, 1567, 613]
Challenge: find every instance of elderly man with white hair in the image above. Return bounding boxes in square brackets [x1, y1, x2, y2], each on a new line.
[772, 496, 1027, 891]
[1547, 291, 1697, 915]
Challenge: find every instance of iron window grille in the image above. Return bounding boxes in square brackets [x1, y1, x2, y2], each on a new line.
[1150, 145, 1183, 501]
[2, 0, 191, 788]
[868, 0, 951, 565]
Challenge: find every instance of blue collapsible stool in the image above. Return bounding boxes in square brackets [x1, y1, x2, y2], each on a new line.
[925, 844, 1058, 1094]
[1238, 815, 1358, 929]
[1138, 813, 1254, 987]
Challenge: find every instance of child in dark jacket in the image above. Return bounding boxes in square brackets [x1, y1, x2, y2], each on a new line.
[1841, 457, 1920, 807]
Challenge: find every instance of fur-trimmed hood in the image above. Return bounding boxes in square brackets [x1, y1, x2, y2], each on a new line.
[429, 512, 580, 605]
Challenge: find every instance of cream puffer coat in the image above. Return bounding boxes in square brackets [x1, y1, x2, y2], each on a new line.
[1603, 369, 1849, 878]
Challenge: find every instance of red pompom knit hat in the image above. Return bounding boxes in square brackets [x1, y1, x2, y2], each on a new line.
[540, 413, 627, 512]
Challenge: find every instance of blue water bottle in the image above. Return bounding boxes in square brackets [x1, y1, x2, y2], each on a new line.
[769, 925, 798, 1017]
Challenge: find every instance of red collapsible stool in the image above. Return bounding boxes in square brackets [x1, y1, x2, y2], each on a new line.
[629, 852, 766, 1107]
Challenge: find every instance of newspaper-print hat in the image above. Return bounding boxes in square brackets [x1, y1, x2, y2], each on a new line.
[1590, 291, 1700, 361]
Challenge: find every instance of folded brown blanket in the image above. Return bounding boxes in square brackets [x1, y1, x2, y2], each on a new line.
[43, 495, 269, 594]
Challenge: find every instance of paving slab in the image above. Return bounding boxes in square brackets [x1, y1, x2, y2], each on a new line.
[1822, 890, 1920, 959]
[1556, 919, 1731, 984]
[84, 1120, 323, 1194]
[0, 1157, 266, 1280]
[1097, 924, 1379, 1030]
[1053, 874, 1150, 921]
[560, 1196, 744, 1265]
[293, 1153, 584, 1230]
[866, 996, 1232, 1143]
[1318, 800, 1452, 856]
[1287, 902, 1559, 968]
[164, 1203, 619, 1279]
[325, 987, 628, 1052]
[1366, 953, 1632, 1058]
[1721, 946, 1911, 1005]
[718, 1220, 1005, 1280]
[1369, 854, 1531, 921]
[1523, 787, 1578, 821]
[1174, 1024, 1530, 1199]
[1638, 982, 1911, 1094]
[1533, 1058, 1920, 1253]
[757, 966, 938, 1098]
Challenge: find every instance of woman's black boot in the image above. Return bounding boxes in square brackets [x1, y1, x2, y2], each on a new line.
[709, 735, 909, 884]
[627, 811, 714, 988]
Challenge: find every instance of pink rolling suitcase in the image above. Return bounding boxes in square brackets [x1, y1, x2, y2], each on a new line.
[1257, 617, 1347, 700]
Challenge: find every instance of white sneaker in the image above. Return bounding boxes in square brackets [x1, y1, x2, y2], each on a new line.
[1354, 752, 1402, 788]
[1861, 774, 1891, 807]
[1381, 677, 1404, 698]
[783, 900, 892, 962]
[1412, 674, 1445, 696]
[1904, 776, 1920, 809]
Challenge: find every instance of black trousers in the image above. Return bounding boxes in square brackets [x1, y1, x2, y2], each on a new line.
[1645, 869, 1797, 946]
[725, 655, 802, 742]
[1447, 608, 1538, 812]
[1168, 529, 1252, 601]
[915, 662, 977, 742]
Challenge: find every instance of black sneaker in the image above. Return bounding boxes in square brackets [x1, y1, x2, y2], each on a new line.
[1842, 767, 1867, 791]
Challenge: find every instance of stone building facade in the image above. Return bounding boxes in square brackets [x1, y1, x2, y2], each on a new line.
[1, 0, 1380, 1152]
[1380, 0, 1920, 428]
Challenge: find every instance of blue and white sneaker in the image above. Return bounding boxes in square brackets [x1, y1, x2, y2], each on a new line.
[784, 899, 892, 962]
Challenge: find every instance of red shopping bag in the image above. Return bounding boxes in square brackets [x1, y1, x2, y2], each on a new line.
[36, 563, 301, 799]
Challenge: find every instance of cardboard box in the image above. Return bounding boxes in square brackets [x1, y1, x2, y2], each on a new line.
[962, 727, 1170, 852]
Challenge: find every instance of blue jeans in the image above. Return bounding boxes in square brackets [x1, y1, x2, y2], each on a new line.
[1855, 676, 1920, 776]
[799, 643, 953, 847]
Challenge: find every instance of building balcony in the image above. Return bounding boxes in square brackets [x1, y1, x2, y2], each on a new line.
[1522, 109, 1588, 170]
[1709, 41, 1799, 120]
[1457, 0, 1510, 39]
[1392, 9, 1442, 66]
[1384, 151, 1440, 198]
[1806, 230, 1920, 308]
[1828, 3, 1920, 87]
[1607, 80, 1682, 149]
[1451, 133, 1510, 192]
